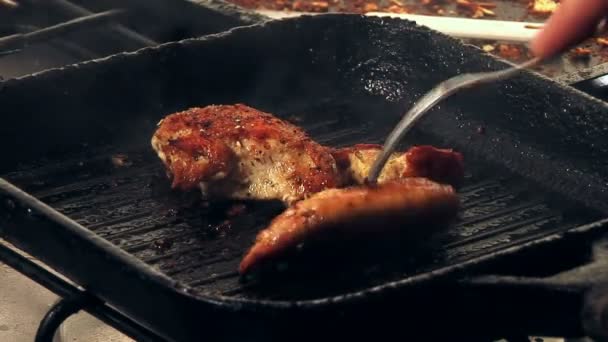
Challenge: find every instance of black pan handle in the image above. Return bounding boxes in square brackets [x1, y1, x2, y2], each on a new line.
[582, 284, 608, 341]
[571, 74, 608, 102]
[555, 62, 608, 102]
[464, 238, 608, 341]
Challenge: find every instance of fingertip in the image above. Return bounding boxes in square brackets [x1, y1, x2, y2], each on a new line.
[528, 28, 555, 60]
[527, 0, 608, 60]
[528, 34, 546, 60]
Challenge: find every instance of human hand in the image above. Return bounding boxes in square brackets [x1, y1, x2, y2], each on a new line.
[530, 0, 608, 59]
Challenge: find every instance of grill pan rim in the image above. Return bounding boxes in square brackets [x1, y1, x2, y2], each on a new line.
[5, 12, 608, 111]
[1, 12, 608, 310]
[0, 14, 526, 84]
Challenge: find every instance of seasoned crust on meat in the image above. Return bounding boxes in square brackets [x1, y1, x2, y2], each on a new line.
[151, 104, 341, 204]
[151, 104, 465, 205]
[331, 144, 465, 188]
[239, 177, 460, 275]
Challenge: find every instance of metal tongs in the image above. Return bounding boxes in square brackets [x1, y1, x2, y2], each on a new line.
[367, 57, 541, 183]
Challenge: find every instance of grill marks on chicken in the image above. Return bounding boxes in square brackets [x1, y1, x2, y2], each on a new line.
[151, 104, 340, 204]
[239, 177, 460, 275]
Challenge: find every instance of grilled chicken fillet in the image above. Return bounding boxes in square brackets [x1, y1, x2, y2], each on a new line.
[239, 177, 460, 275]
[331, 144, 465, 188]
[152, 105, 465, 205]
[151, 104, 341, 205]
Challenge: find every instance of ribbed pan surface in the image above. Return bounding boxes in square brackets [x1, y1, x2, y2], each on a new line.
[3, 107, 599, 301]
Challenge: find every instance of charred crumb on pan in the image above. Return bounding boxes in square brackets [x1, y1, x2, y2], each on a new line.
[227, 203, 247, 217]
[205, 220, 232, 238]
[111, 154, 132, 168]
[152, 238, 174, 252]
[570, 48, 592, 61]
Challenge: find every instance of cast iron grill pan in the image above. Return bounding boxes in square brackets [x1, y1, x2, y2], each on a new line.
[2, 118, 601, 300]
[2, 14, 608, 340]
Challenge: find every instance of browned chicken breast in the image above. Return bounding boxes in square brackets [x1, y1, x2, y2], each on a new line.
[151, 104, 341, 205]
[239, 177, 460, 275]
[331, 144, 465, 188]
[152, 104, 465, 206]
